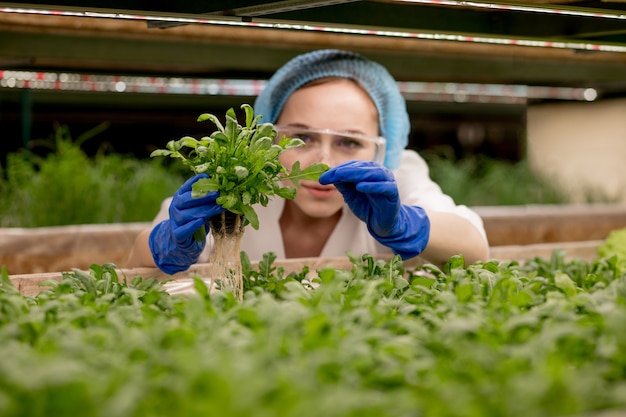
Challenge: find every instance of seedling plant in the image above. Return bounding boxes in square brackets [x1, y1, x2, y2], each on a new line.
[151, 104, 328, 298]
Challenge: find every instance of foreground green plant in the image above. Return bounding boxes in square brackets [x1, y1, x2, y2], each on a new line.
[1, 248, 626, 417]
[598, 226, 626, 274]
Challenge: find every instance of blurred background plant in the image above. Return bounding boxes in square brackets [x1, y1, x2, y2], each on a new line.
[422, 146, 615, 206]
[0, 123, 186, 227]
[422, 147, 567, 206]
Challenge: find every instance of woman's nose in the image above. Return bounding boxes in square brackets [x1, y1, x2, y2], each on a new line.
[316, 142, 336, 167]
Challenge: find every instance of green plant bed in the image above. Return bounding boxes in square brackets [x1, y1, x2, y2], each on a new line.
[1, 250, 626, 417]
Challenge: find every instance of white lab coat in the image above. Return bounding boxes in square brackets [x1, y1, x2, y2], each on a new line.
[151, 150, 487, 262]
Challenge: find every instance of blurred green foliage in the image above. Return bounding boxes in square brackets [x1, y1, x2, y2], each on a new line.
[1, 251, 626, 417]
[0, 124, 187, 227]
[598, 227, 626, 273]
[423, 148, 568, 206]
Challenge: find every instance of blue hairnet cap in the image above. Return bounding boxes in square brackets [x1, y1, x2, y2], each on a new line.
[253, 49, 409, 170]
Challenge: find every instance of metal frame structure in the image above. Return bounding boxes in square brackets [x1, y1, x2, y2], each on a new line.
[1, 0, 625, 95]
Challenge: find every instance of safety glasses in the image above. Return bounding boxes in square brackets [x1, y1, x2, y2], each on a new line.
[274, 125, 386, 165]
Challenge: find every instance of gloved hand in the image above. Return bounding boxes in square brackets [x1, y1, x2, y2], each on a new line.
[319, 160, 430, 259]
[149, 173, 225, 274]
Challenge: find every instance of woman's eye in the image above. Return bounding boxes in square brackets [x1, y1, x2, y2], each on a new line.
[335, 137, 364, 150]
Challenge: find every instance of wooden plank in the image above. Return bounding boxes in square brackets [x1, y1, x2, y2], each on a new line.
[476, 204, 626, 246]
[489, 240, 601, 262]
[1, 204, 623, 275]
[0, 223, 149, 274]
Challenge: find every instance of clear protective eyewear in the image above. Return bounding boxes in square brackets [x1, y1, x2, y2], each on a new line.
[274, 125, 386, 165]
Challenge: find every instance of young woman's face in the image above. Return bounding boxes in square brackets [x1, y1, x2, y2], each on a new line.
[276, 78, 380, 219]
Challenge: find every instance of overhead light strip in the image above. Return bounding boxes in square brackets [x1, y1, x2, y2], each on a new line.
[1, 6, 626, 53]
[390, 0, 626, 20]
[224, 0, 361, 17]
[0, 69, 598, 102]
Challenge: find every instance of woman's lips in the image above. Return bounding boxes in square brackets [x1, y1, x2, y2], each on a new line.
[303, 183, 336, 199]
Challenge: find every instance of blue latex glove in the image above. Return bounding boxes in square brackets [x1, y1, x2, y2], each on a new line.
[319, 160, 430, 259]
[149, 173, 225, 274]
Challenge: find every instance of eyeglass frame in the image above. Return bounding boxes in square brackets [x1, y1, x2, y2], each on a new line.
[273, 125, 387, 165]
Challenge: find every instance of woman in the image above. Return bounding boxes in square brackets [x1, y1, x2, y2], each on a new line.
[127, 49, 489, 273]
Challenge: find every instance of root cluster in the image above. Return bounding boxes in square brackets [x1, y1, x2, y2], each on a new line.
[209, 212, 246, 300]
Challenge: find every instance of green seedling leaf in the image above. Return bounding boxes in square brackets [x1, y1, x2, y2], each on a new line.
[234, 166, 249, 179]
[149, 149, 173, 158]
[241, 205, 259, 230]
[280, 137, 306, 149]
[255, 123, 275, 139]
[258, 252, 278, 279]
[197, 112, 224, 132]
[193, 162, 212, 174]
[68, 269, 97, 295]
[177, 136, 200, 149]
[283, 161, 329, 187]
[275, 186, 297, 200]
[243, 103, 254, 127]
[193, 276, 210, 297]
[555, 272, 579, 296]
[0, 265, 18, 294]
[191, 177, 220, 197]
[249, 136, 272, 154]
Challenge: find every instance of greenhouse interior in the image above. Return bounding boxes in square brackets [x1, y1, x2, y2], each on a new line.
[1, 1, 626, 416]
